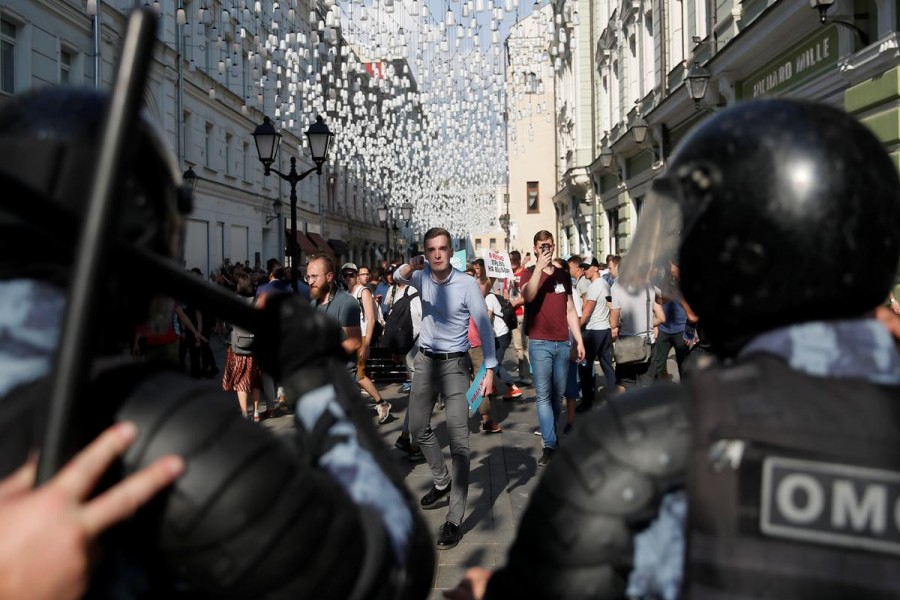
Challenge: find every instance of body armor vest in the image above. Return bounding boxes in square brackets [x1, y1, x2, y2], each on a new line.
[685, 353, 900, 598]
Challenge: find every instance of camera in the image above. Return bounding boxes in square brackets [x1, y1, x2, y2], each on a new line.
[540, 243, 552, 253]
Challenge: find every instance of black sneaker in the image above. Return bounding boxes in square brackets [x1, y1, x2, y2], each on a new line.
[436, 521, 462, 550]
[562, 424, 573, 438]
[538, 447, 555, 467]
[420, 483, 451, 508]
[408, 449, 426, 463]
[395, 435, 412, 453]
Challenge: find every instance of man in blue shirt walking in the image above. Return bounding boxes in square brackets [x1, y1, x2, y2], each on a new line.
[395, 227, 496, 550]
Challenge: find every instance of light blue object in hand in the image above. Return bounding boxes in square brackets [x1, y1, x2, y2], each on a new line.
[466, 363, 488, 415]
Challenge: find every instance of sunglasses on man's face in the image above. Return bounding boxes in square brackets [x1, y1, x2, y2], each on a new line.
[342, 272, 357, 278]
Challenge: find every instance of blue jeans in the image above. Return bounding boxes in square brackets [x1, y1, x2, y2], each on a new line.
[580, 328, 615, 407]
[528, 339, 570, 449]
[494, 332, 516, 388]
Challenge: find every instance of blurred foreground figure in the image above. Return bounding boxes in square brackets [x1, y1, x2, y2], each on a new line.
[448, 99, 900, 599]
[0, 84, 433, 597]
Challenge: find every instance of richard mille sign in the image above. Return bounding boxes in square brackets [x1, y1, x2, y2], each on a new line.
[760, 456, 900, 555]
[738, 26, 839, 99]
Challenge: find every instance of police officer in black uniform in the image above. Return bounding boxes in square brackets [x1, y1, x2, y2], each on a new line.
[0, 12, 434, 599]
[446, 99, 900, 599]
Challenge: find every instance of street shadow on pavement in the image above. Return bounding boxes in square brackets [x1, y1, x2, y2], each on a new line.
[460, 445, 535, 536]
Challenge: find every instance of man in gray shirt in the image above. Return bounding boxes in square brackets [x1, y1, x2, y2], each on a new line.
[610, 281, 665, 391]
[395, 227, 497, 550]
[577, 258, 615, 411]
[307, 252, 361, 360]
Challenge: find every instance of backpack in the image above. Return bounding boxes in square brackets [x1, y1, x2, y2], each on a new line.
[493, 293, 518, 331]
[383, 287, 417, 355]
[355, 287, 384, 343]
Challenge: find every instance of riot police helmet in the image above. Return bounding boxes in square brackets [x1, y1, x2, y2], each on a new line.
[0, 86, 188, 283]
[619, 99, 900, 355]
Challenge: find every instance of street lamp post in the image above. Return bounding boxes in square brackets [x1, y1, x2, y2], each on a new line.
[500, 192, 510, 251]
[182, 166, 198, 192]
[377, 203, 391, 263]
[400, 202, 414, 259]
[252, 115, 333, 292]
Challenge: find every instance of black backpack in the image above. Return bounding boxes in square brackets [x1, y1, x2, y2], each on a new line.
[383, 288, 417, 355]
[493, 293, 518, 331]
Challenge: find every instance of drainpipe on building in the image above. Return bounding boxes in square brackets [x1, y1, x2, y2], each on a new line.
[92, 11, 101, 88]
[176, 11, 183, 167]
[659, 0, 667, 100]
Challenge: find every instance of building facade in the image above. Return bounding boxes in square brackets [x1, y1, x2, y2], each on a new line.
[497, 3, 560, 259]
[573, 0, 899, 260]
[0, 0, 411, 277]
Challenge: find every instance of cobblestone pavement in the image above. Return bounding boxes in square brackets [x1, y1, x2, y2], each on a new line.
[208, 337, 599, 598]
[257, 373, 548, 599]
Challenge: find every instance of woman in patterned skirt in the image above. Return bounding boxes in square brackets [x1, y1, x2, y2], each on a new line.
[221, 272, 263, 420]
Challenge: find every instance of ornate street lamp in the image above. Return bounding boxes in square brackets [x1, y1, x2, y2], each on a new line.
[686, 62, 711, 109]
[182, 166, 198, 191]
[400, 201, 414, 225]
[631, 115, 649, 145]
[252, 115, 333, 292]
[378, 203, 391, 261]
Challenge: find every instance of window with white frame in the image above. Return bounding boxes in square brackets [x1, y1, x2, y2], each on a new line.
[204, 122, 213, 169]
[1, 19, 16, 95]
[183, 111, 193, 163]
[607, 209, 619, 255]
[225, 132, 233, 176]
[59, 48, 73, 83]
[242, 141, 250, 181]
[524, 71, 539, 94]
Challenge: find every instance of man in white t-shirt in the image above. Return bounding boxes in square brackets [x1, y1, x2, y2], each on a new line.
[610, 280, 666, 391]
[577, 258, 616, 412]
[567, 256, 590, 304]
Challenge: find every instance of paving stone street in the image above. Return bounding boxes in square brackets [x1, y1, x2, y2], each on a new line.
[248, 340, 549, 599]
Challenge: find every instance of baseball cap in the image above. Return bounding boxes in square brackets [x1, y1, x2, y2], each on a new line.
[340, 262, 358, 273]
[580, 257, 601, 270]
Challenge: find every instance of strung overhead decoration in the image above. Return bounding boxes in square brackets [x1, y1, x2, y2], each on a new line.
[107, 0, 576, 236]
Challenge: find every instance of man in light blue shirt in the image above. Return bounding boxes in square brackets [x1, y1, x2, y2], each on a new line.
[395, 227, 496, 550]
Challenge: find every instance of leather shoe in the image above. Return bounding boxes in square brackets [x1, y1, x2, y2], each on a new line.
[436, 521, 462, 550]
[420, 483, 451, 508]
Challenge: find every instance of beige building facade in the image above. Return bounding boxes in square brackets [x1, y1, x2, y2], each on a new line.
[500, 4, 559, 259]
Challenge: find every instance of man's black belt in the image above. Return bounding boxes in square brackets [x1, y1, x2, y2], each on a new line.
[420, 349, 467, 360]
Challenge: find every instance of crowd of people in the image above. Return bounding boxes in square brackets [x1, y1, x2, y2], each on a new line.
[119, 138, 900, 598]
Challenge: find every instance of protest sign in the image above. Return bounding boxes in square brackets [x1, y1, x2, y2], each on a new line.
[450, 249, 467, 271]
[482, 249, 513, 279]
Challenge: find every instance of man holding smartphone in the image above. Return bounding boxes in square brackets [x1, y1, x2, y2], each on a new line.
[521, 230, 585, 467]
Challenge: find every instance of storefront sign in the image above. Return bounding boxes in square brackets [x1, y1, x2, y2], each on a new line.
[738, 26, 839, 100]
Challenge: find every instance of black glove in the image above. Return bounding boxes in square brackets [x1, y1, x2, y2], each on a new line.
[253, 293, 347, 383]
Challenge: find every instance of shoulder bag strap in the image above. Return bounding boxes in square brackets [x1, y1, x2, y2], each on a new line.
[645, 287, 651, 341]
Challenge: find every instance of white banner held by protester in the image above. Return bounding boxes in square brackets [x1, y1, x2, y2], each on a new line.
[483, 249, 513, 279]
